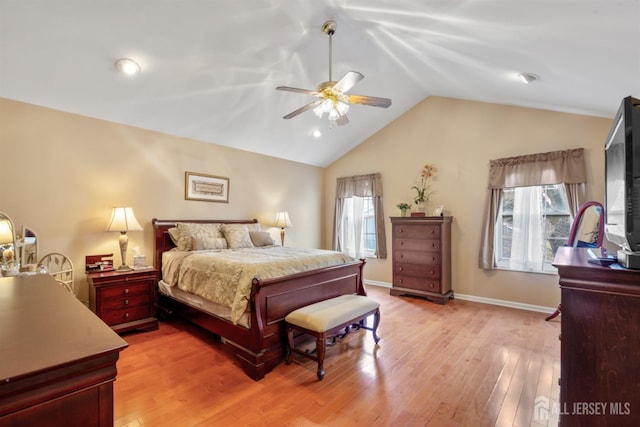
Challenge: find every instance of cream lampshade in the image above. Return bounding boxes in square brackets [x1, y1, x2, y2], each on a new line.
[273, 211, 292, 246]
[106, 207, 143, 271]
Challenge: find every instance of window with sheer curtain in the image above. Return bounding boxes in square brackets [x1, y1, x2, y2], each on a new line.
[333, 173, 387, 259]
[479, 148, 587, 273]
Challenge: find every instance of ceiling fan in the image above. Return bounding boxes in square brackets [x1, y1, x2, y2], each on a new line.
[276, 21, 392, 127]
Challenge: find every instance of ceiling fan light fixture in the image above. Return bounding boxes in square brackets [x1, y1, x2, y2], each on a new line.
[518, 72, 538, 84]
[115, 58, 141, 76]
[336, 101, 349, 116]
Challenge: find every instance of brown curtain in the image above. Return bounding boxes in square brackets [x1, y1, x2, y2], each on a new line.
[333, 173, 387, 259]
[479, 148, 587, 269]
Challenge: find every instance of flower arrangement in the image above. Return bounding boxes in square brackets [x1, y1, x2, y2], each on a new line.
[412, 163, 436, 205]
[396, 202, 411, 210]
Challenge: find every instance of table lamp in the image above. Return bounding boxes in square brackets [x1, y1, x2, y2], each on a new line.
[106, 207, 143, 271]
[273, 211, 292, 246]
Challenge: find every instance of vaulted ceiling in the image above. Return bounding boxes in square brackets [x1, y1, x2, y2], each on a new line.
[1, 1, 639, 167]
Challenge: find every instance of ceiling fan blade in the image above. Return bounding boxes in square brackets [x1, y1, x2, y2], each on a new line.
[276, 86, 319, 96]
[332, 71, 364, 93]
[335, 114, 349, 126]
[283, 100, 322, 119]
[347, 94, 392, 108]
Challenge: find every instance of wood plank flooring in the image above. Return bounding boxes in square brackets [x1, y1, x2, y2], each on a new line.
[113, 286, 560, 427]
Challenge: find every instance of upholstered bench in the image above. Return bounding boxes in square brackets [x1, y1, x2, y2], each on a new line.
[285, 294, 381, 380]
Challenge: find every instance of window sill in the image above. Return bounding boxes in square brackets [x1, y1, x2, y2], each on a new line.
[494, 266, 558, 276]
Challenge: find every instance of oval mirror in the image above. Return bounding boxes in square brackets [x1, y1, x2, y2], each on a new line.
[0, 212, 17, 274]
[568, 201, 604, 248]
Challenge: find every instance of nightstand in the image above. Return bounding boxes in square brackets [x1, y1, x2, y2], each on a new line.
[87, 268, 159, 334]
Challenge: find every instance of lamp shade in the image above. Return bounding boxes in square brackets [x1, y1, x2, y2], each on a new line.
[273, 211, 292, 229]
[106, 207, 143, 232]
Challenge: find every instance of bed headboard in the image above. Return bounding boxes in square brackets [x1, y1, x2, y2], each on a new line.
[151, 218, 259, 277]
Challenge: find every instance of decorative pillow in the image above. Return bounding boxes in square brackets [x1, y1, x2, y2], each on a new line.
[221, 224, 254, 249]
[168, 227, 180, 246]
[249, 231, 275, 247]
[175, 222, 223, 251]
[192, 236, 228, 250]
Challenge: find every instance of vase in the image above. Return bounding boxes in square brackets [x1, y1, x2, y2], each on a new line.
[415, 201, 426, 214]
[400, 209, 408, 217]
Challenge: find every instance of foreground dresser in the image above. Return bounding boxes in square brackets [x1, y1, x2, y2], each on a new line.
[0, 274, 128, 426]
[390, 216, 453, 304]
[553, 247, 640, 427]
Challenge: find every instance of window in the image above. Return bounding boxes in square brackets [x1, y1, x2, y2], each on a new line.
[479, 149, 587, 272]
[495, 185, 571, 273]
[338, 196, 376, 258]
[333, 173, 387, 259]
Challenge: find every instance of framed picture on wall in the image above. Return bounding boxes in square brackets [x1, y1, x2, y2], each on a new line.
[185, 172, 229, 203]
[433, 204, 444, 216]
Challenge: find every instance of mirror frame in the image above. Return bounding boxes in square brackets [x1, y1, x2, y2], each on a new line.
[568, 201, 604, 248]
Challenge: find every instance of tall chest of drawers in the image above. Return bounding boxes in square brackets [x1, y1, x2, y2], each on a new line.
[88, 268, 159, 334]
[390, 216, 453, 304]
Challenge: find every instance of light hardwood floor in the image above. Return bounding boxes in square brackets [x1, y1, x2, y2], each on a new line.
[114, 285, 561, 427]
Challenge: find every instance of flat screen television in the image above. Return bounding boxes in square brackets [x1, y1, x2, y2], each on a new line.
[604, 95, 640, 268]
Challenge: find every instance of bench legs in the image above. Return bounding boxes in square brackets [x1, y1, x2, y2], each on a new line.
[286, 308, 380, 381]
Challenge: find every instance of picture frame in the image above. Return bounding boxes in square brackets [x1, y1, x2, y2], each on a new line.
[185, 172, 229, 203]
[433, 204, 444, 216]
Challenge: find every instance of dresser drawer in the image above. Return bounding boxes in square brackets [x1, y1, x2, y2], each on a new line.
[394, 250, 441, 265]
[101, 305, 152, 326]
[100, 293, 150, 311]
[394, 275, 441, 293]
[394, 239, 441, 255]
[100, 281, 151, 299]
[393, 224, 440, 239]
[395, 262, 440, 279]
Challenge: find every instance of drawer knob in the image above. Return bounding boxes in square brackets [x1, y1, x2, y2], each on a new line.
[125, 277, 129, 282]
[400, 241, 404, 246]
[432, 243, 436, 248]
[430, 283, 434, 288]
[125, 299, 129, 305]
[399, 267, 403, 271]
[430, 270, 435, 275]
[124, 312, 129, 319]
[124, 288, 130, 294]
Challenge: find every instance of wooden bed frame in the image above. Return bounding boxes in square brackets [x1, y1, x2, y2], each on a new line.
[152, 218, 366, 380]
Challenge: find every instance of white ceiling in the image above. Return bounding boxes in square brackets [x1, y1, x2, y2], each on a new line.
[1, 1, 639, 167]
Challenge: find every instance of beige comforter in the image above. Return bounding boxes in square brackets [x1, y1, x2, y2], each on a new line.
[162, 246, 354, 324]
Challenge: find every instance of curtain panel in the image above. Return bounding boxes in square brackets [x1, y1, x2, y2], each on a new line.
[333, 173, 387, 259]
[479, 148, 587, 269]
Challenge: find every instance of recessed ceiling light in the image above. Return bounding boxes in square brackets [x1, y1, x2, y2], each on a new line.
[115, 58, 141, 76]
[518, 72, 539, 84]
[312, 129, 322, 138]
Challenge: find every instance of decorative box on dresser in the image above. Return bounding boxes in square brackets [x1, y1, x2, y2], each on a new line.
[88, 268, 159, 334]
[390, 216, 453, 304]
[553, 246, 640, 427]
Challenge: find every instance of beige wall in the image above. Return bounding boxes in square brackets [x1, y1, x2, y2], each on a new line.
[0, 98, 323, 302]
[324, 97, 612, 308]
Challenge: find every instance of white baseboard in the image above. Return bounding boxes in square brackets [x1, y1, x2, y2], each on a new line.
[364, 280, 555, 314]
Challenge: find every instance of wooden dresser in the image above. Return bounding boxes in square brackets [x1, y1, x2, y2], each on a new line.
[553, 247, 640, 427]
[390, 216, 453, 304]
[0, 274, 128, 426]
[88, 268, 159, 334]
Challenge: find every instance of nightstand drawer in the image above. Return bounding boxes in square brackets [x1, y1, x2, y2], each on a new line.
[101, 305, 152, 326]
[100, 282, 151, 299]
[100, 293, 150, 311]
